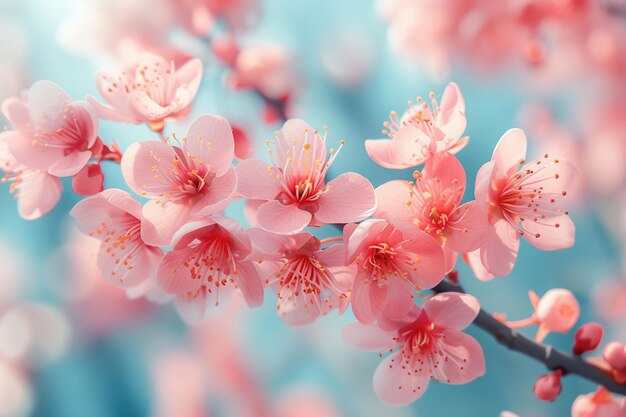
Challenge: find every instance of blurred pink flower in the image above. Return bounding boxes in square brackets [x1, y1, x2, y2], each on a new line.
[572, 387, 626, 417]
[365, 83, 467, 169]
[156, 217, 263, 323]
[89, 53, 202, 131]
[374, 151, 488, 271]
[343, 292, 485, 406]
[467, 128, 576, 278]
[344, 219, 445, 325]
[592, 279, 626, 321]
[3, 81, 100, 177]
[603, 342, 626, 374]
[274, 387, 342, 417]
[122, 115, 237, 246]
[71, 188, 164, 290]
[173, 0, 260, 36]
[236, 119, 376, 235]
[249, 229, 352, 326]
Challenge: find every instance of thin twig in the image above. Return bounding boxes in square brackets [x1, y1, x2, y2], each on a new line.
[433, 279, 626, 395]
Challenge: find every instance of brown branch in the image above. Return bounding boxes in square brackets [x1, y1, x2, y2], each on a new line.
[433, 279, 626, 395]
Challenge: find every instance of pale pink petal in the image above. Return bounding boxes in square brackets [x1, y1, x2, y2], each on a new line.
[382, 281, 415, 321]
[235, 158, 281, 200]
[521, 214, 575, 251]
[423, 292, 480, 330]
[99, 188, 143, 218]
[174, 289, 210, 325]
[277, 286, 320, 327]
[141, 200, 193, 246]
[445, 201, 489, 253]
[156, 246, 203, 293]
[315, 243, 348, 267]
[99, 243, 162, 289]
[17, 170, 62, 220]
[480, 221, 520, 277]
[121, 141, 179, 197]
[8, 132, 64, 171]
[128, 90, 172, 121]
[437, 82, 466, 140]
[423, 151, 466, 192]
[192, 168, 237, 216]
[87, 95, 136, 123]
[390, 126, 432, 167]
[373, 352, 430, 406]
[373, 180, 414, 223]
[396, 229, 445, 289]
[2, 97, 31, 130]
[173, 58, 202, 104]
[447, 136, 469, 154]
[315, 172, 376, 224]
[352, 272, 388, 324]
[364, 139, 409, 169]
[243, 199, 264, 226]
[93, 71, 132, 113]
[48, 150, 92, 177]
[72, 163, 104, 196]
[463, 250, 495, 282]
[275, 119, 315, 165]
[341, 322, 396, 352]
[257, 200, 312, 234]
[234, 260, 264, 307]
[492, 129, 527, 178]
[28, 80, 71, 131]
[439, 329, 485, 384]
[474, 160, 495, 210]
[184, 115, 234, 176]
[345, 219, 387, 262]
[247, 228, 291, 257]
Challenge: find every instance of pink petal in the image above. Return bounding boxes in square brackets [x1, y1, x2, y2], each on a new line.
[315, 243, 348, 267]
[99, 188, 143, 219]
[141, 200, 193, 246]
[93, 71, 133, 114]
[174, 288, 210, 324]
[192, 168, 237, 216]
[373, 180, 414, 223]
[257, 200, 312, 234]
[437, 82, 467, 141]
[345, 219, 388, 263]
[275, 119, 318, 165]
[396, 229, 446, 289]
[1, 97, 31, 130]
[341, 322, 396, 352]
[492, 129, 527, 178]
[235, 158, 281, 200]
[99, 241, 162, 288]
[522, 214, 575, 251]
[424, 292, 480, 330]
[234, 260, 264, 307]
[447, 136, 469, 154]
[184, 115, 235, 177]
[121, 141, 179, 197]
[48, 150, 92, 177]
[474, 160, 495, 210]
[173, 58, 203, 99]
[445, 201, 489, 253]
[8, 132, 64, 171]
[28, 80, 71, 131]
[480, 220, 520, 277]
[364, 139, 408, 169]
[373, 352, 430, 406]
[315, 172, 376, 224]
[72, 163, 104, 196]
[247, 228, 291, 257]
[128, 90, 172, 121]
[382, 280, 415, 321]
[390, 126, 432, 167]
[352, 271, 389, 325]
[17, 170, 62, 220]
[276, 286, 320, 327]
[87, 95, 136, 123]
[156, 246, 203, 294]
[463, 250, 495, 282]
[439, 329, 485, 384]
[423, 151, 466, 193]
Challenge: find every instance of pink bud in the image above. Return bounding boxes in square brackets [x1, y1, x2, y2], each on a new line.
[533, 371, 562, 402]
[536, 289, 580, 333]
[212, 36, 239, 67]
[573, 323, 604, 355]
[72, 163, 104, 196]
[603, 342, 626, 373]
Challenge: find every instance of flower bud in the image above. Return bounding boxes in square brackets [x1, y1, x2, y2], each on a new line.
[536, 289, 580, 333]
[603, 342, 626, 373]
[573, 322, 604, 355]
[533, 371, 562, 402]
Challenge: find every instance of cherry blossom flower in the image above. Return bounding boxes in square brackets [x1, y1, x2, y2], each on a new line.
[249, 229, 352, 326]
[0, 134, 62, 220]
[236, 119, 376, 235]
[88, 53, 202, 131]
[467, 128, 577, 278]
[156, 217, 263, 323]
[344, 218, 445, 325]
[572, 387, 626, 417]
[343, 292, 485, 406]
[365, 82, 467, 169]
[121, 115, 237, 246]
[70, 188, 164, 290]
[374, 151, 488, 271]
[3, 81, 100, 177]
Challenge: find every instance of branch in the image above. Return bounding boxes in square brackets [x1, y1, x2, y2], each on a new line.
[433, 279, 626, 395]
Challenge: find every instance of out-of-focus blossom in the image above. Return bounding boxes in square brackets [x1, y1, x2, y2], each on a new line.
[89, 53, 202, 131]
[467, 128, 576, 278]
[603, 342, 626, 374]
[0, 17, 28, 105]
[573, 323, 604, 355]
[156, 217, 263, 324]
[365, 83, 467, 169]
[500, 412, 520, 417]
[374, 151, 487, 271]
[249, 230, 352, 326]
[592, 279, 626, 321]
[533, 371, 562, 402]
[70, 188, 164, 290]
[319, 27, 375, 89]
[4, 81, 100, 177]
[173, 0, 260, 36]
[71, 163, 104, 195]
[236, 119, 376, 235]
[572, 387, 626, 417]
[274, 387, 343, 417]
[0, 359, 33, 417]
[232, 124, 254, 160]
[122, 115, 236, 246]
[343, 292, 485, 405]
[344, 218, 445, 325]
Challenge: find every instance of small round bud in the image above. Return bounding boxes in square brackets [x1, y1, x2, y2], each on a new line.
[572, 322, 604, 355]
[533, 371, 562, 402]
[603, 342, 626, 373]
[536, 289, 580, 333]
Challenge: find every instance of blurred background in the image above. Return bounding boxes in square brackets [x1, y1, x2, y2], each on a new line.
[1, 0, 626, 416]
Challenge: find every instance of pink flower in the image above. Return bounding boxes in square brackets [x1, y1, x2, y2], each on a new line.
[121, 115, 237, 246]
[374, 151, 488, 271]
[572, 388, 626, 417]
[343, 292, 485, 406]
[3, 81, 100, 177]
[344, 219, 446, 325]
[365, 83, 467, 169]
[89, 53, 202, 131]
[0, 135, 62, 220]
[468, 128, 577, 278]
[236, 119, 376, 235]
[70, 189, 164, 289]
[249, 229, 352, 326]
[156, 217, 263, 323]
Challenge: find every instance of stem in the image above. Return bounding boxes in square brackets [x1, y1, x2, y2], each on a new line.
[433, 278, 626, 395]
